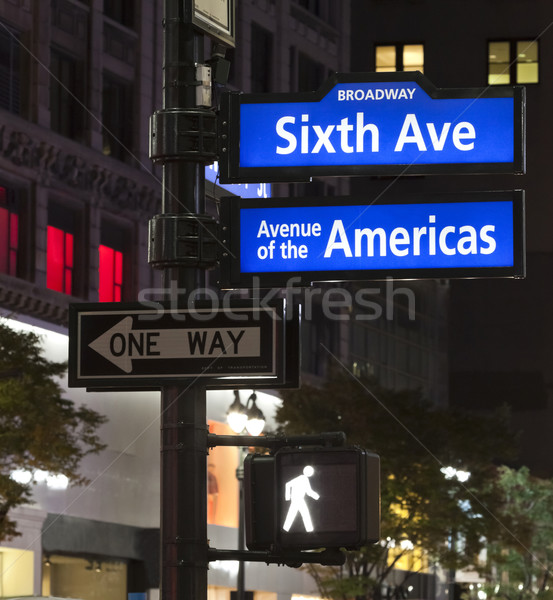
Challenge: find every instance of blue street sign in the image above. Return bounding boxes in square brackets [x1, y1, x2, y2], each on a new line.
[205, 161, 271, 198]
[218, 72, 525, 183]
[219, 192, 525, 288]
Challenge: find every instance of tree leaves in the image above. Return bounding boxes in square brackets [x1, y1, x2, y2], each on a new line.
[0, 319, 107, 540]
[481, 466, 553, 599]
[277, 370, 519, 600]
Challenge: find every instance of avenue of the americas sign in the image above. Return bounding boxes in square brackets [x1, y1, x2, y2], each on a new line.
[218, 72, 525, 183]
[68, 300, 292, 388]
[219, 191, 525, 289]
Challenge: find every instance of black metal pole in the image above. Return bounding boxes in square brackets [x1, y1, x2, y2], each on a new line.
[237, 457, 245, 600]
[159, 1, 207, 599]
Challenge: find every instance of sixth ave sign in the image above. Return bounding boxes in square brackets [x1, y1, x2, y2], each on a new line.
[218, 71, 525, 183]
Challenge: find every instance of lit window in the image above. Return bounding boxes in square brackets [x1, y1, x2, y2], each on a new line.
[403, 44, 424, 72]
[516, 40, 539, 83]
[98, 244, 123, 302]
[0, 186, 18, 276]
[47, 204, 77, 295]
[488, 40, 539, 85]
[375, 46, 396, 73]
[376, 44, 424, 73]
[99, 223, 128, 301]
[47, 225, 73, 294]
[488, 42, 510, 85]
[207, 421, 239, 527]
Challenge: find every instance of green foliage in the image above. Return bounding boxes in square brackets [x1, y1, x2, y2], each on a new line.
[0, 319, 107, 541]
[479, 466, 553, 600]
[276, 370, 518, 600]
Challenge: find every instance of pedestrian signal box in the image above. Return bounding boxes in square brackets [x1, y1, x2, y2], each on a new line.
[244, 447, 380, 551]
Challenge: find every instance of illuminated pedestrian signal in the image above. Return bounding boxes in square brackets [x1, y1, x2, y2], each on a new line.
[244, 447, 380, 552]
[282, 465, 320, 532]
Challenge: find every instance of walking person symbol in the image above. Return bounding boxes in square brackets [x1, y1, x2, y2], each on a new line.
[283, 465, 320, 532]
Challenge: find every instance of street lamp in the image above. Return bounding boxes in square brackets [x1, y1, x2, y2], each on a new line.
[227, 390, 249, 434]
[440, 466, 471, 483]
[226, 391, 266, 600]
[227, 390, 266, 436]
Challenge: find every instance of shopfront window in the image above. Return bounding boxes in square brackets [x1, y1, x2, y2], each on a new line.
[207, 421, 240, 527]
[42, 554, 127, 600]
[0, 547, 34, 596]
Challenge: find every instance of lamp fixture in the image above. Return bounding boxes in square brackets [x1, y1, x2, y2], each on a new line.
[441, 466, 471, 482]
[227, 390, 249, 434]
[226, 390, 265, 436]
[244, 392, 265, 436]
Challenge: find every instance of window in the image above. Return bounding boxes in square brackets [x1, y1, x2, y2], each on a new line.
[47, 226, 73, 294]
[207, 421, 239, 527]
[98, 245, 123, 302]
[98, 222, 128, 302]
[47, 205, 77, 295]
[251, 23, 273, 93]
[42, 554, 127, 599]
[0, 24, 21, 114]
[301, 302, 338, 377]
[293, 0, 337, 24]
[102, 74, 134, 161]
[103, 0, 134, 28]
[488, 40, 538, 85]
[375, 44, 424, 73]
[296, 52, 326, 92]
[0, 186, 18, 277]
[50, 48, 86, 141]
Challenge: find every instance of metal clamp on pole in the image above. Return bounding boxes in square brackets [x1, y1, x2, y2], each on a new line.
[207, 431, 347, 450]
[148, 213, 219, 269]
[149, 107, 217, 164]
[207, 547, 345, 567]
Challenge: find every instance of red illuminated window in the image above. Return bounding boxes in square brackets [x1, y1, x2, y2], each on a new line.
[99, 244, 123, 302]
[47, 225, 73, 294]
[0, 187, 18, 276]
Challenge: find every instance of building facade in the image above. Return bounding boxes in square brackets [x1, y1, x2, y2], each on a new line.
[350, 0, 553, 477]
[0, 0, 453, 598]
[0, 1, 349, 599]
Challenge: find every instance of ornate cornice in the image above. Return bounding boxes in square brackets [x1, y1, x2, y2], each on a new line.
[0, 115, 163, 326]
[0, 273, 69, 327]
[0, 118, 161, 218]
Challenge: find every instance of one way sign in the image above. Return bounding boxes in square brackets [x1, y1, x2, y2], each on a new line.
[68, 301, 285, 388]
[88, 317, 261, 374]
